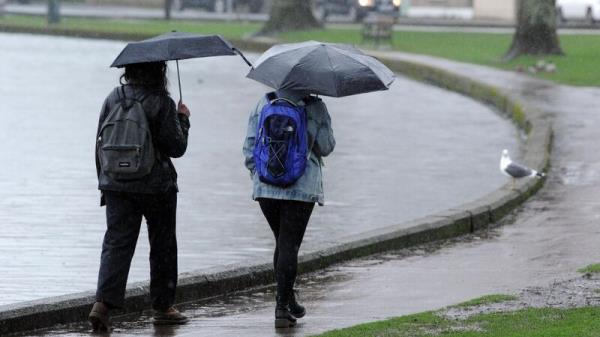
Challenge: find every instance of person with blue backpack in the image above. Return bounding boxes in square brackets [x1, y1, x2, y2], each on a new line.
[243, 89, 336, 328]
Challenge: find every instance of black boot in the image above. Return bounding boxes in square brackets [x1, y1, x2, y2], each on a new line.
[289, 290, 306, 318]
[275, 296, 297, 328]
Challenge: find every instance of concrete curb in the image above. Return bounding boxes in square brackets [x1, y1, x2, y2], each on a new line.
[0, 28, 552, 335]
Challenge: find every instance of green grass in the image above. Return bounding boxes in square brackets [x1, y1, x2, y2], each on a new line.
[313, 307, 600, 337]
[2, 14, 600, 86]
[451, 294, 518, 308]
[0, 14, 260, 40]
[281, 28, 600, 87]
[578, 263, 600, 274]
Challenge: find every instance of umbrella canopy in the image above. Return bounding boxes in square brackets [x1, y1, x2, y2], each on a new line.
[110, 32, 252, 102]
[110, 32, 237, 68]
[247, 41, 395, 98]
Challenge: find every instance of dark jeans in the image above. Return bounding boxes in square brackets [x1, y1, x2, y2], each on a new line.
[258, 198, 315, 304]
[96, 191, 178, 310]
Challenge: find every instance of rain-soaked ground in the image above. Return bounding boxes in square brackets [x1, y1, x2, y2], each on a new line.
[0, 33, 519, 305]
[25, 205, 600, 337]
[27, 88, 600, 337]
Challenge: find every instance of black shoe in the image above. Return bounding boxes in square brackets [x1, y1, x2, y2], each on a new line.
[289, 290, 306, 318]
[275, 305, 297, 328]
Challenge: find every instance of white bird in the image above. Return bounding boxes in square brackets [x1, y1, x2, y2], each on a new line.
[500, 149, 545, 188]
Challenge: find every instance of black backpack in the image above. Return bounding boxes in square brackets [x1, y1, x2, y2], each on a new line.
[96, 87, 156, 180]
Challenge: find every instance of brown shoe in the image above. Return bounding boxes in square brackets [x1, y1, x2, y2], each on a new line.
[153, 307, 189, 325]
[88, 302, 110, 332]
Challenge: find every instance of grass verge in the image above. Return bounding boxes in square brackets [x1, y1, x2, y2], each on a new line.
[0, 14, 260, 40]
[281, 28, 600, 87]
[1, 15, 599, 86]
[313, 306, 600, 337]
[578, 263, 600, 274]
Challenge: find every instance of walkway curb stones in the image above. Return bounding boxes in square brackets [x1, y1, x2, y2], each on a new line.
[0, 29, 552, 335]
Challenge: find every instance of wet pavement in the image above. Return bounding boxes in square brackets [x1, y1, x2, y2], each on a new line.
[0, 33, 517, 305]
[21, 49, 600, 337]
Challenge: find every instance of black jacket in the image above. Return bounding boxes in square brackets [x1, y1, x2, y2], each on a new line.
[96, 85, 190, 202]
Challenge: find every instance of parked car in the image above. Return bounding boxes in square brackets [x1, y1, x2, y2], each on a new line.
[556, 0, 600, 23]
[174, 0, 264, 13]
[314, 0, 401, 22]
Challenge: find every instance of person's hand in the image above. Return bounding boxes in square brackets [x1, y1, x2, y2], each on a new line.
[177, 100, 191, 118]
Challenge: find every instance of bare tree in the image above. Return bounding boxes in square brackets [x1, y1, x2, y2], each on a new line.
[261, 0, 322, 34]
[505, 0, 563, 60]
[0, 0, 6, 18]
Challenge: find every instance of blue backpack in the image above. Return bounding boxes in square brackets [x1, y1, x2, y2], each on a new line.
[253, 93, 309, 187]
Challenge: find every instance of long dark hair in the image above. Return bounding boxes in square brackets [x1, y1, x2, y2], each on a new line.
[120, 61, 169, 94]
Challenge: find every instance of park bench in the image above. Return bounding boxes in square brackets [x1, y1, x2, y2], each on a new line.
[362, 13, 395, 46]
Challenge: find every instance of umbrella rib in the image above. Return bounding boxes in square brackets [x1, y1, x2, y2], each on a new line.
[253, 41, 320, 68]
[262, 52, 300, 90]
[277, 45, 336, 94]
[275, 46, 323, 92]
[324, 47, 340, 97]
[334, 48, 395, 86]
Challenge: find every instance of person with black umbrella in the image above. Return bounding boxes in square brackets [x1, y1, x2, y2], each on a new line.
[89, 61, 191, 331]
[88, 32, 249, 331]
[243, 41, 394, 329]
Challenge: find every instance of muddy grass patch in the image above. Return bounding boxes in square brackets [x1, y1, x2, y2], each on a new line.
[450, 294, 518, 309]
[442, 274, 600, 321]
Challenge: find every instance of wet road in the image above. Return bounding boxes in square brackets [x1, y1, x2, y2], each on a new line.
[0, 33, 517, 305]
[25, 52, 600, 337]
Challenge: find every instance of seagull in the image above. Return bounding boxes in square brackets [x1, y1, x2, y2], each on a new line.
[500, 149, 545, 188]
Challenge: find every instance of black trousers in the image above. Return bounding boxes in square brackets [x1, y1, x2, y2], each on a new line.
[95, 191, 178, 310]
[258, 198, 315, 303]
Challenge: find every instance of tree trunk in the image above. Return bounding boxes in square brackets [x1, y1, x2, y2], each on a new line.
[47, 0, 61, 24]
[505, 0, 563, 60]
[165, 0, 173, 20]
[260, 0, 322, 35]
[0, 0, 6, 18]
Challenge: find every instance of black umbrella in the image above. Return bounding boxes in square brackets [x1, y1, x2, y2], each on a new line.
[247, 41, 395, 97]
[111, 31, 252, 101]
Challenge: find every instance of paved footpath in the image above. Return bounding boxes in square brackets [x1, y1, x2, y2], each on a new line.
[28, 52, 600, 337]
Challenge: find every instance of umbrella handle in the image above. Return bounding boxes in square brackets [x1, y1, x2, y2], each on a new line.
[232, 48, 254, 68]
[176, 59, 183, 103]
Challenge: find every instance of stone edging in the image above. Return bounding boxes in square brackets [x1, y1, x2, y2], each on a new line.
[0, 28, 552, 335]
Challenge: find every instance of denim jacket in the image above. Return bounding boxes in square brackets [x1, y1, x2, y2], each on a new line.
[243, 90, 336, 206]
